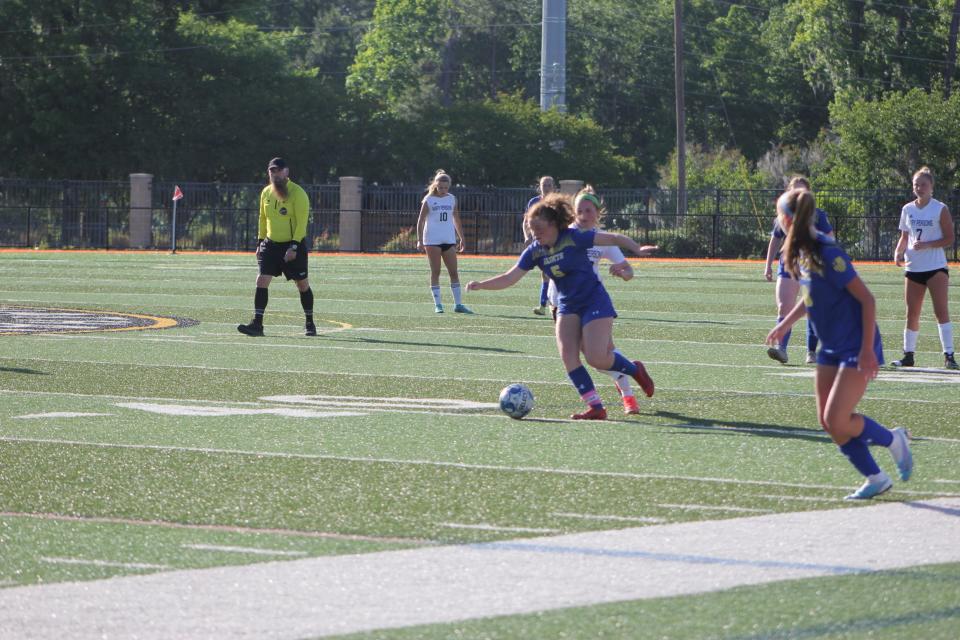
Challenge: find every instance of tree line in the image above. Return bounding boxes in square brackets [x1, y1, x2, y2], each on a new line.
[2, 0, 959, 192]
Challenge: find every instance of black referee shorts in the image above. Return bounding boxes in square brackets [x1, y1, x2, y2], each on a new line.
[258, 239, 309, 281]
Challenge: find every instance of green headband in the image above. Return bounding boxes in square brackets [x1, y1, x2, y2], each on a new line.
[575, 193, 602, 209]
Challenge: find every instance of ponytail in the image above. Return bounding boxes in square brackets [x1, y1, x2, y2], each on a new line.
[779, 189, 822, 278]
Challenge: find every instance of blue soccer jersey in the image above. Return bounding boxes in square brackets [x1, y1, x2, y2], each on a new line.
[774, 208, 832, 279]
[798, 235, 881, 358]
[517, 227, 608, 310]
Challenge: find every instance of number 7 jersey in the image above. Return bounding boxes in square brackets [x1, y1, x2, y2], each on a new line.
[899, 198, 948, 272]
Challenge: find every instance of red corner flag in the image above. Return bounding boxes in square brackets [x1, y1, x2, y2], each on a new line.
[172, 185, 184, 201]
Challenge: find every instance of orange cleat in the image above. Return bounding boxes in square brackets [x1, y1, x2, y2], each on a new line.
[622, 395, 640, 415]
[632, 361, 655, 398]
[571, 406, 607, 420]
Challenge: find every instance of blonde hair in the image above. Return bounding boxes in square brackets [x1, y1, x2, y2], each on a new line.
[426, 169, 452, 197]
[912, 166, 934, 185]
[786, 175, 811, 191]
[538, 176, 556, 194]
[780, 188, 823, 279]
[574, 185, 606, 221]
[525, 192, 575, 232]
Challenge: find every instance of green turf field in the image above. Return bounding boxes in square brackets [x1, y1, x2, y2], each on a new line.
[1, 251, 958, 638]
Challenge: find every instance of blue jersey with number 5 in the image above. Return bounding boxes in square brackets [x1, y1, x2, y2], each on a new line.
[518, 227, 603, 306]
[799, 235, 881, 355]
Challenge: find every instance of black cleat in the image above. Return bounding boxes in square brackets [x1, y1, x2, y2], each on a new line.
[305, 321, 317, 336]
[237, 321, 264, 337]
[892, 351, 914, 367]
[946, 352, 959, 370]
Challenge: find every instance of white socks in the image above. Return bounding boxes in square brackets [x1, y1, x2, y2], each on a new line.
[938, 322, 954, 354]
[904, 328, 919, 353]
[451, 283, 463, 306]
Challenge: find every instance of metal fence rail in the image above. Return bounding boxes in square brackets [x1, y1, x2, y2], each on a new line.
[1, 179, 957, 260]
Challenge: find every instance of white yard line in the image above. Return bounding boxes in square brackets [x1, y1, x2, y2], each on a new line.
[2, 499, 957, 639]
[181, 545, 307, 557]
[40, 557, 169, 570]
[550, 512, 666, 524]
[655, 504, 774, 514]
[755, 494, 838, 503]
[14, 412, 114, 419]
[2, 435, 958, 498]
[437, 523, 561, 534]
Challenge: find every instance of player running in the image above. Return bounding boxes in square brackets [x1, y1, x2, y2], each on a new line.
[766, 188, 913, 500]
[467, 193, 657, 420]
[545, 187, 643, 414]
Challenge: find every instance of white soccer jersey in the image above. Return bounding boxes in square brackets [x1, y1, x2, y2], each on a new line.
[422, 194, 457, 245]
[547, 226, 626, 306]
[899, 198, 948, 272]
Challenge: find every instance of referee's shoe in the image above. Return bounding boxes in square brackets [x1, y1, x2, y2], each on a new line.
[237, 320, 264, 337]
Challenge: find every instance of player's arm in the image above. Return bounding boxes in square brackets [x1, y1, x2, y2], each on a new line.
[609, 260, 634, 281]
[766, 298, 806, 347]
[764, 234, 782, 281]
[292, 188, 309, 244]
[845, 275, 879, 379]
[415, 200, 428, 251]
[257, 194, 268, 247]
[593, 231, 658, 256]
[452, 201, 465, 252]
[893, 230, 909, 266]
[467, 265, 527, 291]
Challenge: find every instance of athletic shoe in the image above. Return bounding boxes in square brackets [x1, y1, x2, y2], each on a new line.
[236, 321, 264, 337]
[889, 427, 913, 482]
[843, 473, 893, 501]
[454, 304, 474, 314]
[631, 361, 655, 398]
[622, 395, 640, 415]
[434, 304, 444, 314]
[891, 351, 914, 367]
[571, 406, 607, 420]
[945, 352, 959, 370]
[305, 321, 317, 337]
[533, 305, 547, 316]
[766, 346, 788, 364]
[805, 350, 817, 364]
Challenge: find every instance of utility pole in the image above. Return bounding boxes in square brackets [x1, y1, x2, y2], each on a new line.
[540, 0, 566, 112]
[674, 0, 686, 217]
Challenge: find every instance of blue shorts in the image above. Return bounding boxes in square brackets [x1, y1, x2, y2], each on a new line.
[817, 343, 884, 368]
[777, 257, 790, 280]
[557, 289, 617, 326]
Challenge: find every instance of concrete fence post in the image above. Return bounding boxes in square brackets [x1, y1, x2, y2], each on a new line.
[339, 176, 363, 251]
[129, 173, 153, 248]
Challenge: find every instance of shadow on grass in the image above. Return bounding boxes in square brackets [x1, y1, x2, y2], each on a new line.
[905, 500, 960, 518]
[652, 410, 827, 442]
[325, 335, 522, 354]
[0, 366, 49, 375]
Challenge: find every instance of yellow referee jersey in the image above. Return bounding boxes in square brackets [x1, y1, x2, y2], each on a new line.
[258, 180, 309, 242]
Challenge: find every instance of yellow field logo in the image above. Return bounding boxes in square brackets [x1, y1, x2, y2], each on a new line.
[0, 305, 197, 335]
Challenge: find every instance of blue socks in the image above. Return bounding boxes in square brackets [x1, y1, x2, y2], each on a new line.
[539, 280, 549, 306]
[568, 366, 602, 408]
[859, 415, 894, 447]
[778, 316, 792, 349]
[839, 438, 881, 477]
[806, 318, 818, 352]
[609, 352, 638, 376]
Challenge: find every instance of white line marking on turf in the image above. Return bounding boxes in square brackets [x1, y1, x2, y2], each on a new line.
[262, 395, 497, 411]
[3, 435, 959, 498]
[655, 504, 774, 514]
[437, 523, 561, 534]
[3, 499, 959, 639]
[550, 512, 666, 524]
[755, 494, 837, 502]
[773, 370, 960, 384]
[40, 557, 169, 570]
[115, 402, 365, 419]
[181, 544, 307, 557]
[0, 512, 431, 545]
[14, 412, 114, 419]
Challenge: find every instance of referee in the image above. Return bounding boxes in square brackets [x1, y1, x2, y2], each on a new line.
[237, 157, 316, 337]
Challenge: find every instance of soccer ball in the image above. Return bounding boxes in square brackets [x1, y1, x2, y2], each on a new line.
[499, 383, 534, 419]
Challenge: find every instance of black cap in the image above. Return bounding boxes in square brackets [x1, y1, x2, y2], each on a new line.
[267, 157, 287, 170]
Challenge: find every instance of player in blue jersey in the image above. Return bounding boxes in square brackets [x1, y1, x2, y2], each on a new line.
[766, 188, 913, 500]
[524, 176, 557, 316]
[467, 193, 658, 420]
[763, 176, 833, 364]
